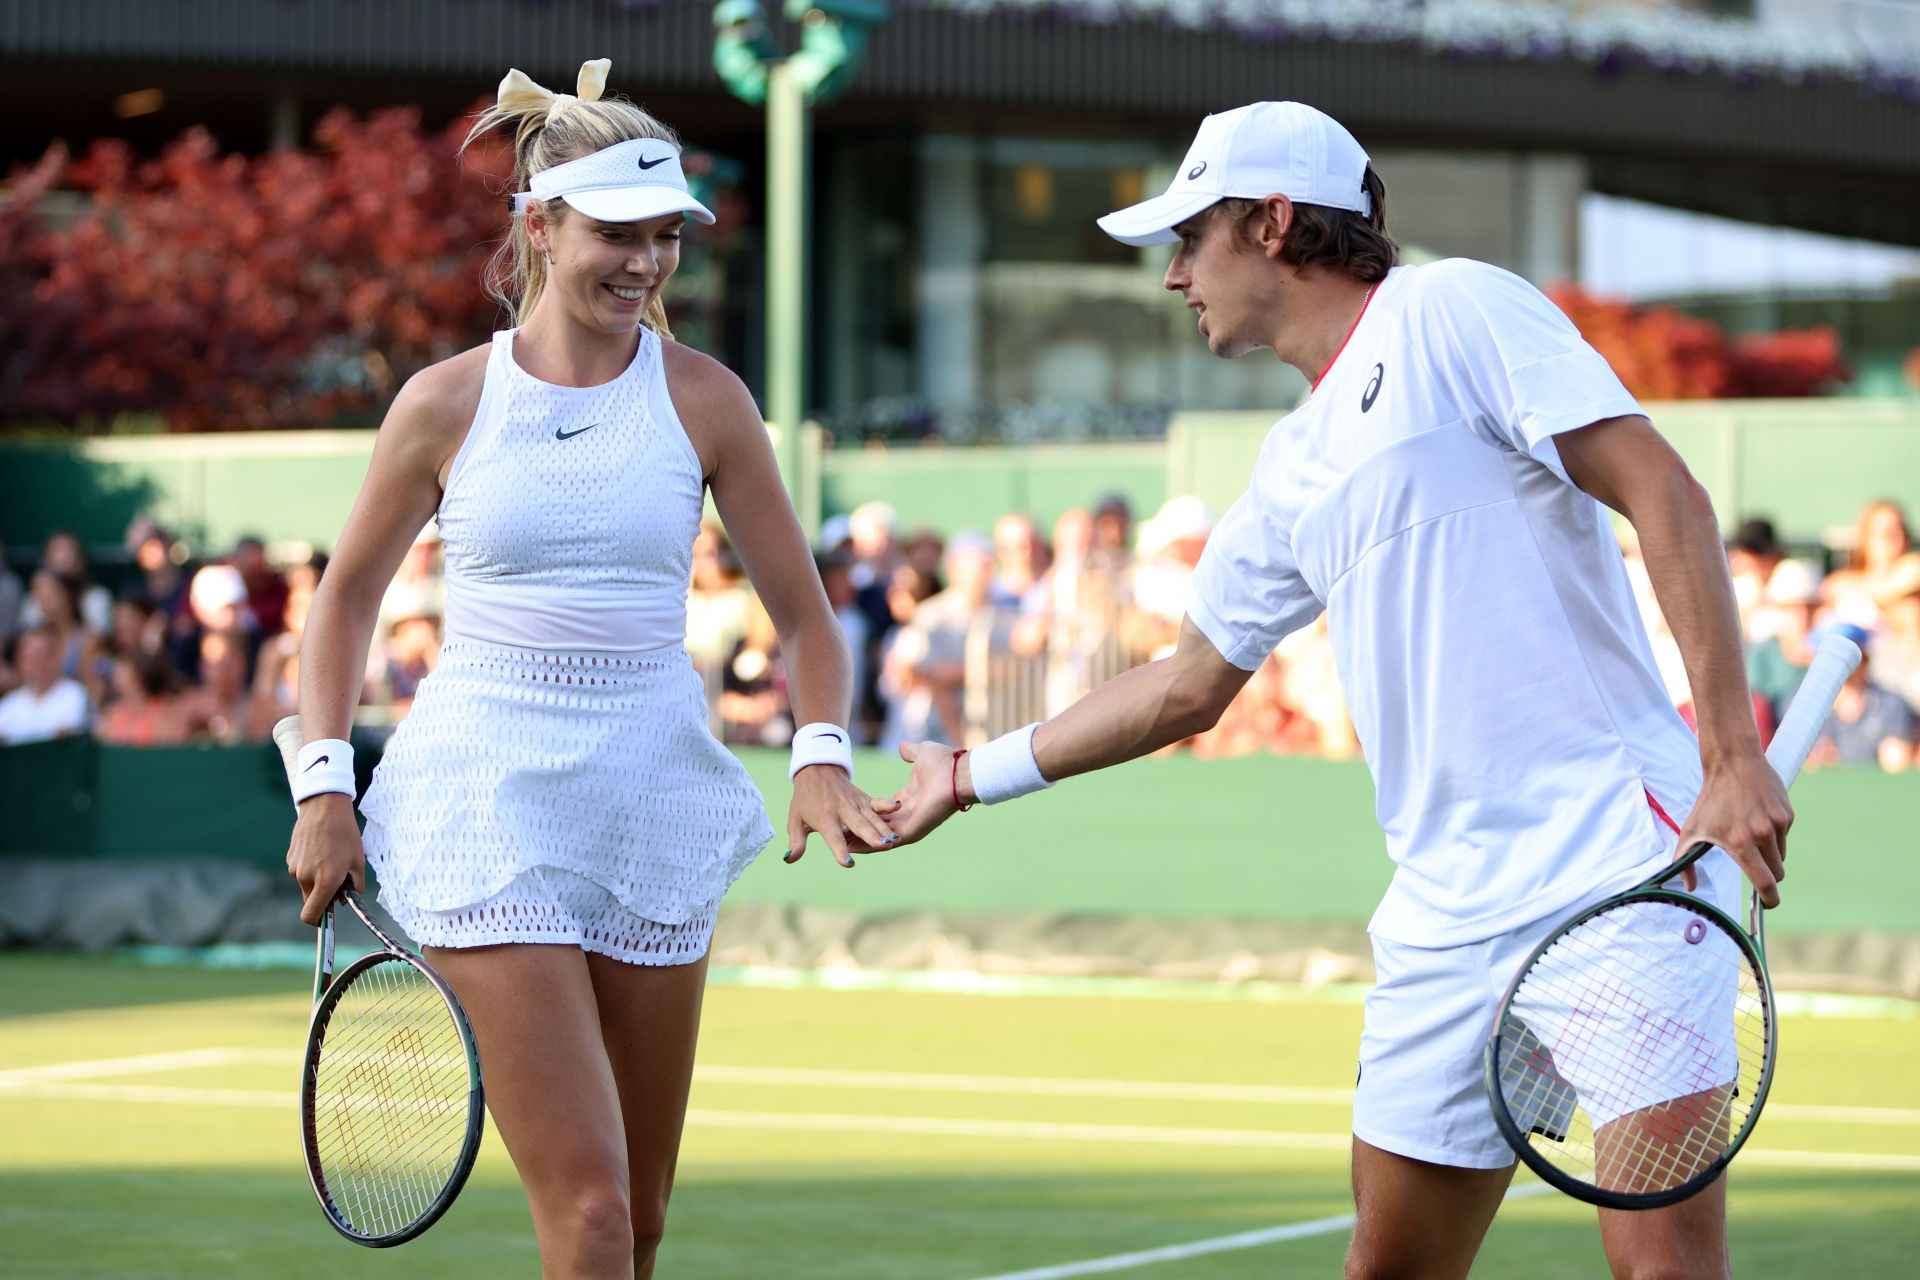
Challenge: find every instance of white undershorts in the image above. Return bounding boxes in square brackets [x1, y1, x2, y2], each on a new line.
[1353, 849, 1741, 1169]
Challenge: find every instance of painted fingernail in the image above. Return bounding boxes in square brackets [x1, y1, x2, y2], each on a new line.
[784, 849, 801, 863]
[885, 833, 901, 843]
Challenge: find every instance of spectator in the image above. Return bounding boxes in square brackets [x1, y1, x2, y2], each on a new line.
[231, 535, 290, 636]
[884, 560, 940, 629]
[127, 523, 191, 633]
[1745, 558, 1822, 722]
[1871, 589, 1920, 720]
[0, 627, 91, 744]
[174, 563, 258, 681]
[96, 652, 185, 747]
[1123, 496, 1212, 663]
[248, 578, 319, 738]
[285, 549, 329, 601]
[24, 532, 113, 636]
[1276, 613, 1359, 759]
[820, 553, 871, 741]
[1822, 500, 1920, 627]
[1725, 518, 1784, 632]
[717, 596, 792, 747]
[901, 528, 946, 586]
[847, 500, 903, 593]
[686, 523, 753, 672]
[376, 525, 444, 645]
[1811, 624, 1916, 773]
[107, 595, 166, 663]
[0, 540, 23, 645]
[1090, 493, 1134, 574]
[25, 570, 96, 685]
[881, 531, 997, 747]
[175, 629, 253, 744]
[817, 513, 853, 559]
[990, 513, 1049, 611]
[378, 613, 443, 717]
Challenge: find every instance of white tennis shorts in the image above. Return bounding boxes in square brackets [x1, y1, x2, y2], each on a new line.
[1354, 850, 1742, 1169]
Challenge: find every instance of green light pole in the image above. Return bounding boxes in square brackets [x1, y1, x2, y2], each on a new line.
[712, 0, 889, 538]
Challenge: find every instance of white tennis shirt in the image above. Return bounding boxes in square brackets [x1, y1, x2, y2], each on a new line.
[1188, 259, 1704, 947]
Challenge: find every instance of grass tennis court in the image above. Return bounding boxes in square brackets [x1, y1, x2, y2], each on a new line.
[2, 954, 1917, 1279]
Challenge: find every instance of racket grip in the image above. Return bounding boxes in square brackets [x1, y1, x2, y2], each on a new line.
[1764, 633, 1861, 788]
[272, 714, 305, 795]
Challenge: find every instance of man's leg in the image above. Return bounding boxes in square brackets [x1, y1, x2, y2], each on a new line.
[1346, 1138, 1515, 1280]
[1597, 1176, 1731, 1280]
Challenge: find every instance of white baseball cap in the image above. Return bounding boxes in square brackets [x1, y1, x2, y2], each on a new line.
[510, 137, 716, 226]
[1098, 102, 1372, 248]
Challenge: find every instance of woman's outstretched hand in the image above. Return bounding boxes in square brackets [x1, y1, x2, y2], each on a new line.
[783, 764, 903, 868]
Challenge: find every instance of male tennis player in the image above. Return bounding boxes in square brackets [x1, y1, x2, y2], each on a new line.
[873, 102, 1791, 1278]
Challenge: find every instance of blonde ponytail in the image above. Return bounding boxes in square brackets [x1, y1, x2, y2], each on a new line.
[464, 60, 682, 336]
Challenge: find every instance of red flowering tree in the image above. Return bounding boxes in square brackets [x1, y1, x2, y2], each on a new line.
[1548, 284, 1849, 400]
[2, 108, 512, 432]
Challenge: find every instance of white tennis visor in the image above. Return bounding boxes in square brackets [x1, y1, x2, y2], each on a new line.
[1097, 101, 1372, 248]
[509, 137, 716, 226]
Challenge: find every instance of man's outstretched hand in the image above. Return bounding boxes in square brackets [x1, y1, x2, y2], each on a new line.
[877, 740, 971, 847]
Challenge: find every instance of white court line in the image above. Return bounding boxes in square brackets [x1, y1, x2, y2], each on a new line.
[0, 1079, 289, 1107]
[0, 1047, 277, 1082]
[6, 1051, 1920, 1126]
[964, 1185, 1557, 1280]
[697, 1065, 1354, 1106]
[682, 1109, 1353, 1152]
[4, 1076, 1918, 1171]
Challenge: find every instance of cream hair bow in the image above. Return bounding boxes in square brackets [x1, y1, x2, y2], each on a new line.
[496, 58, 612, 123]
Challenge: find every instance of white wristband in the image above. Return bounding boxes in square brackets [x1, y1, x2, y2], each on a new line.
[789, 722, 854, 780]
[969, 722, 1054, 805]
[292, 739, 356, 804]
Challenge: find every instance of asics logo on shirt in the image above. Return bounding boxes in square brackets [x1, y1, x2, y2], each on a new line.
[1361, 363, 1384, 413]
[555, 422, 603, 441]
[636, 154, 670, 171]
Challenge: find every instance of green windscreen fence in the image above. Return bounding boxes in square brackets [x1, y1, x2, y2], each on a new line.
[3, 741, 1914, 937]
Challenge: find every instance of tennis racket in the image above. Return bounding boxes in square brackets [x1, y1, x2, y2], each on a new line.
[1483, 632, 1861, 1210]
[273, 715, 485, 1247]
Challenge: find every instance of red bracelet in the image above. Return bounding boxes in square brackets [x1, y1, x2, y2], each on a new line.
[950, 748, 973, 813]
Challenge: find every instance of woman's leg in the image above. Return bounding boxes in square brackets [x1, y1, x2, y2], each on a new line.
[428, 944, 634, 1280]
[584, 949, 711, 1280]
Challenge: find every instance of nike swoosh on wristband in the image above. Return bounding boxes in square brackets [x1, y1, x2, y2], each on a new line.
[819, 731, 845, 743]
[555, 422, 602, 440]
[637, 155, 670, 171]
[303, 756, 329, 771]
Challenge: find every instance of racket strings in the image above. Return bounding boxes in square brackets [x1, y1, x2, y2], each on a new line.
[308, 958, 474, 1237]
[1494, 895, 1768, 1198]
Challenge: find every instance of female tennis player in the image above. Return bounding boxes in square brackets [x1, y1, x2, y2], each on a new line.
[876, 102, 1790, 1279]
[285, 59, 896, 1278]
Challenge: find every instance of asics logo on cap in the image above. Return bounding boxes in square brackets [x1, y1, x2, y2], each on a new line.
[636, 154, 670, 171]
[1187, 161, 1207, 181]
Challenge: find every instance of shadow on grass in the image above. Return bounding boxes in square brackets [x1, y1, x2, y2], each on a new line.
[2, 1163, 1917, 1280]
[0, 953, 303, 1021]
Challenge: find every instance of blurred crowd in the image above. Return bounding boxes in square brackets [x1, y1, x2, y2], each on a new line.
[3, 495, 1918, 772]
[0, 518, 440, 748]
[1631, 503, 1920, 774]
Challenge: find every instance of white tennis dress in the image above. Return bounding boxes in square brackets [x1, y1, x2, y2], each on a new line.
[359, 327, 774, 965]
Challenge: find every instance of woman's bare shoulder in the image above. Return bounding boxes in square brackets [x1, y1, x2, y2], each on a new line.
[659, 338, 762, 475]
